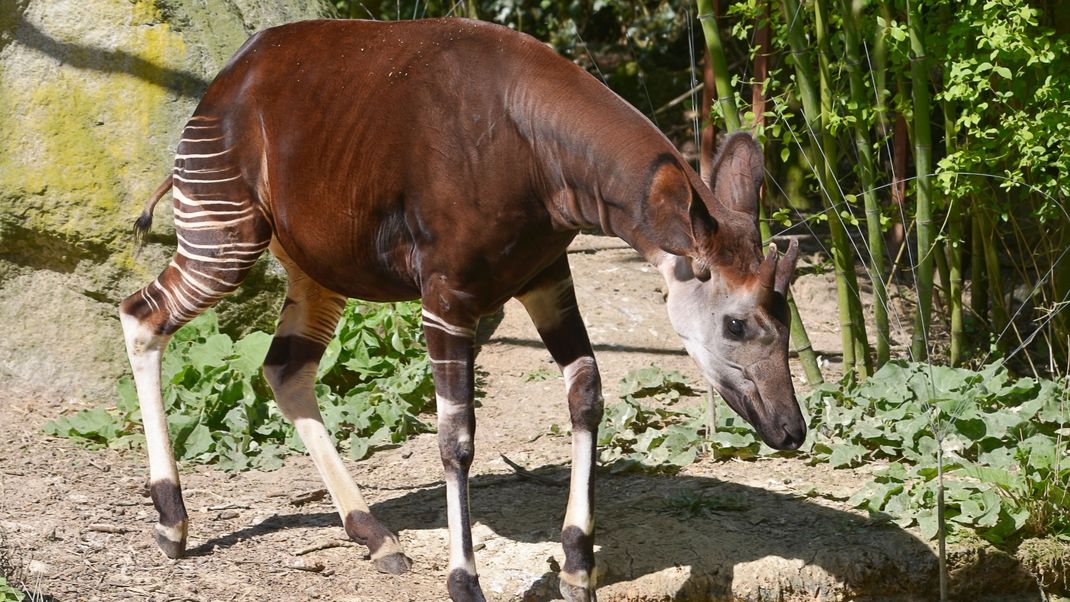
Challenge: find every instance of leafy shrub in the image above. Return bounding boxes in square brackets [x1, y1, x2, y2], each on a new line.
[598, 366, 707, 471]
[0, 579, 22, 602]
[808, 361, 1070, 543]
[45, 301, 433, 471]
[597, 361, 1069, 543]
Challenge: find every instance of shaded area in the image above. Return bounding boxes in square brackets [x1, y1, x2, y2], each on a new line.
[194, 467, 1043, 600]
[3, 8, 208, 98]
[488, 336, 689, 358]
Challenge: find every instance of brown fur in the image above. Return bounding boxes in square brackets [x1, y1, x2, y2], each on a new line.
[159, 18, 762, 316]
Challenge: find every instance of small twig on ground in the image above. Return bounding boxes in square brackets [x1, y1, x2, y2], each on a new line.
[284, 558, 325, 573]
[207, 503, 251, 511]
[295, 540, 356, 556]
[233, 558, 326, 573]
[289, 489, 328, 506]
[87, 524, 130, 534]
[499, 454, 567, 487]
[182, 488, 226, 500]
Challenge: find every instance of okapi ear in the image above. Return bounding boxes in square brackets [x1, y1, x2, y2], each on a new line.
[710, 132, 765, 218]
[646, 158, 718, 261]
[686, 197, 717, 280]
[774, 237, 800, 294]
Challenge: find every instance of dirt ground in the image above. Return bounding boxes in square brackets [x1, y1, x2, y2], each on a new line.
[0, 235, 1054, 601]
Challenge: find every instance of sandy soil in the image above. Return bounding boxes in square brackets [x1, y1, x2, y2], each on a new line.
[0, 235, 1050, 601]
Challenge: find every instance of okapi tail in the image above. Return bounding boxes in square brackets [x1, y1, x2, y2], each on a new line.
[133, 175, 174, 249]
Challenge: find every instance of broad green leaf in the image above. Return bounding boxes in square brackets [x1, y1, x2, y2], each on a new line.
[183, 423, 214, 458]
[829, 443, 867, 468]
[917, 510, 939, 540]
[188, 333, 233, 371]
[231, 331, 272, 376]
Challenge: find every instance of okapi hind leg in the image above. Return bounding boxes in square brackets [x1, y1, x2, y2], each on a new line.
[119, 143, 272, 558]
[263, 244, 411, 575]
[421, 299, 486, 602]
[119, 119, 273, 560]
[517, 256, 602, 602]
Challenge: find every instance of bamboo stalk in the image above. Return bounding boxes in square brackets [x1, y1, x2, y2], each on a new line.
[700, 31, 718, 186]
[980, 210, 1010, 350]
[970, 205, 988, 324]
[815, 0, 871, 375]
[944, 104, 964, 365]
[949, 227, 966, 365]
[841, 0, 890, 368]
[752, 1, 824, 385]
[908, 0, 935, 362]
[1054, 225, 1070, 367]
[780, 0, 858, 374]
[934, 238, 951, 317]
[697, 0, 740, 132]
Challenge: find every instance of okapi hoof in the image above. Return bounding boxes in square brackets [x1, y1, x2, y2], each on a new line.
[374, 552, 412, 575]
[148, 481, 188, 559]
[560, 581, 597, 602]
[447, 569, 487, 602]
[153, 522, 188, 559]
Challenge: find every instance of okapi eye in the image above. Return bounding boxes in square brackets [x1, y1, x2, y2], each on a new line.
[726, 317, 746, 340]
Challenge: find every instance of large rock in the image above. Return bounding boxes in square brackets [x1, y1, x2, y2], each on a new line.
[0, 0, 334, 402]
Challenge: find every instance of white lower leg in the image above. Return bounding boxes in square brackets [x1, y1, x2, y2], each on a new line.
[119, 312, 187, 553]
[560, 429, 597, 590]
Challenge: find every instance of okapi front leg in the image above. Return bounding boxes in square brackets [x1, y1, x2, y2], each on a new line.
[264, 247, 410, 574]
[518, 257, 602, 602]
[421, 307, 486, 602]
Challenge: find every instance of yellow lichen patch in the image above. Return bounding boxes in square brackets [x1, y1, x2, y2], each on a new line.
[111, 21, 190, 203]
[0, 11, 190, 249]
[129, 0, 164, 26]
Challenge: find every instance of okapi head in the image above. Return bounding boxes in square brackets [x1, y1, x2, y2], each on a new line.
[655, 133, 805, 450]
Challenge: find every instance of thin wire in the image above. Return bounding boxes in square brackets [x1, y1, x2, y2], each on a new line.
[638, 67, 660, 127]
[686, 6, 701, 157]
[573, 29, 608, 86]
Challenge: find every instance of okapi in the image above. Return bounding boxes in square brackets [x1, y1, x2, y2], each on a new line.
[119, 18, 805, 602]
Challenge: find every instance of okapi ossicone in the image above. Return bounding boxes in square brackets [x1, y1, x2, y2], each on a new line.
[120, 18, 805, 602]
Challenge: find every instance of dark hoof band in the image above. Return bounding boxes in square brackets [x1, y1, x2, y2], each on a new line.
[154, 531, 187, 559]
[374, 552, 412, 575]
[560, 581, 597, 602]
[447, 568, 487, 602]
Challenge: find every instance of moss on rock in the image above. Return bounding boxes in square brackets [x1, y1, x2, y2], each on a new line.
[0, 0, 332, 401]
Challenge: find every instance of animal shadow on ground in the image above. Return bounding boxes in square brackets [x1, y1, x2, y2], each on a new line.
[192, 467, 1042, 601]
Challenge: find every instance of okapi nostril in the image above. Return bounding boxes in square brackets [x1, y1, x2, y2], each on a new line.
[780, 422, 806, 449]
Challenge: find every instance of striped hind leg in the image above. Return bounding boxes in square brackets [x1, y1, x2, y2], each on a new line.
[263, 244, 411, 574]
[517, 256, 602, 602]
[119, 144, 271, 558]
